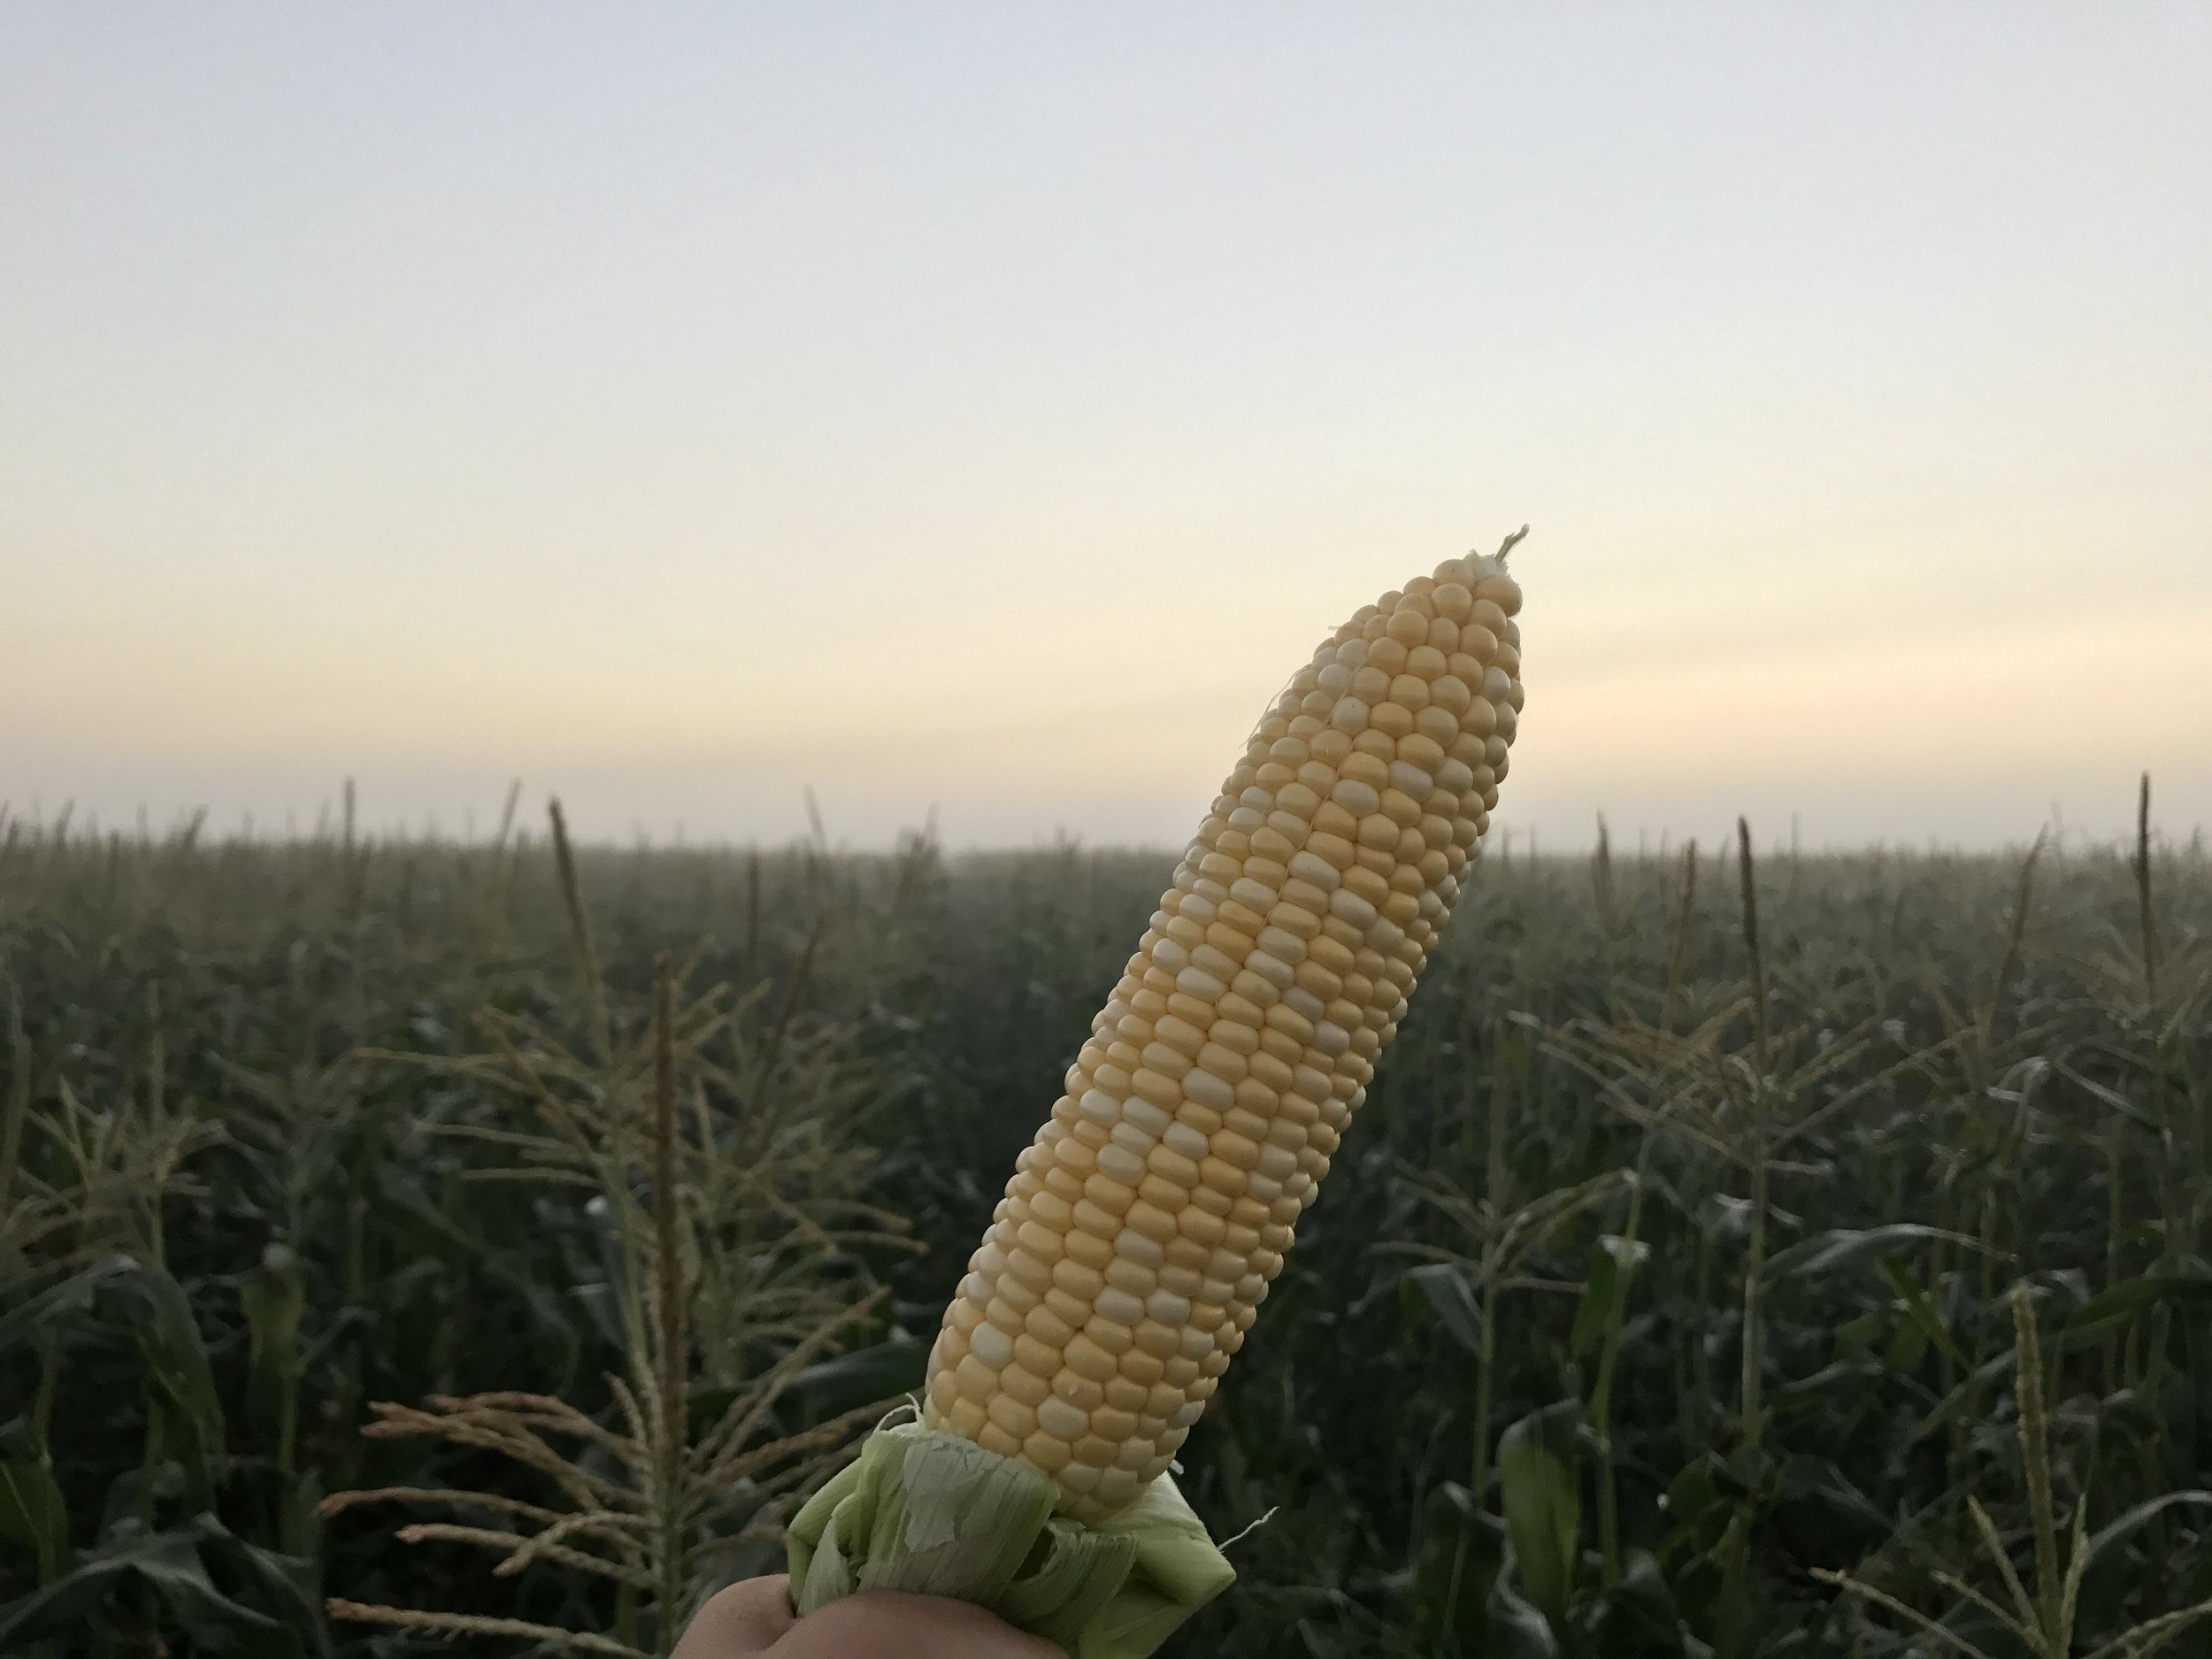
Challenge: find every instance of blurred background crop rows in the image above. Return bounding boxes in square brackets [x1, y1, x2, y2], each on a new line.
[4, 793, 2208, 1655]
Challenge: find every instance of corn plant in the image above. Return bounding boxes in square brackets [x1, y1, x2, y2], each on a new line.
[319, 810, 916, 1655]
[1817, 1285, 2212, 1658]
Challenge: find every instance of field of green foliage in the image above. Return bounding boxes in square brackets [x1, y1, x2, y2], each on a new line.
[4, 794, 2209, 1658]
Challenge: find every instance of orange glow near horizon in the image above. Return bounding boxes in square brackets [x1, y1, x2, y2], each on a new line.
[4, 9, 2208, 850]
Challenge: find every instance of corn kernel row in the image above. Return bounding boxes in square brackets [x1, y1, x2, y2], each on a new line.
[922, 549, 1525, 1519]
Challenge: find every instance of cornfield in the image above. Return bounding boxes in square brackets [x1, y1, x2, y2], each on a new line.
[4, 787, 2208, 1657]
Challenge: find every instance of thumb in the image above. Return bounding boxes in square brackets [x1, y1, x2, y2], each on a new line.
[672, 1574, 797, 1657]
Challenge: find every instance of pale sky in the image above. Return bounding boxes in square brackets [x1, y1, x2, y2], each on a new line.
[4, 6, 2208, 852]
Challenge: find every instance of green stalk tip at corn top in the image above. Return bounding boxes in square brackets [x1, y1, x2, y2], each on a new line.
[788, 538, 1529, 1656]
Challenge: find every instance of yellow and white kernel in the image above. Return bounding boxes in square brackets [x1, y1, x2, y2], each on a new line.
[922, 543, 1526, 1519]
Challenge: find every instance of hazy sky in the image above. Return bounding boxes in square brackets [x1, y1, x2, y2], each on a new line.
[5, 6, 2208, 851]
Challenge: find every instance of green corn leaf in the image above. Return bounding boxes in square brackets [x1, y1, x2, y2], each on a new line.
[1763, 1225, 1982, 1282]
[1571, 1243, 1621, 1358]
[1879, 1258, 1969, 1369]
[1405, 1263, 1484, 1355]
[2082, 1491, 2212, 1572]
[1496, 1403, 1581, 1636]
[107, 1264, 226, 1469]
[0, 1518, 280, 1654]
[0, 1440, 68, 1585]
[1487, 1576, 1563, 1658]
[2060, 1276, 2212, 1348]
[240, 1243, 307, 1451]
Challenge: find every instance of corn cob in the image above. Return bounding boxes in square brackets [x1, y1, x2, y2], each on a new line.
[920, 535, 1527, 1521]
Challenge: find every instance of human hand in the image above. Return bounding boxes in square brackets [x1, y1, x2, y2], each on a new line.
[672, 1574, 1062, 1659]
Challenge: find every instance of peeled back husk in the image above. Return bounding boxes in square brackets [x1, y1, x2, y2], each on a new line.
[786, 1423, 1233, 1658]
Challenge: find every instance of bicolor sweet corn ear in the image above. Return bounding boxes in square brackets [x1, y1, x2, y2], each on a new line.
[788, 534, 1529, 1656]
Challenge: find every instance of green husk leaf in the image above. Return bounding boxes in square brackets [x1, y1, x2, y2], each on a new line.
[787, 1423, 1234, 1658]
